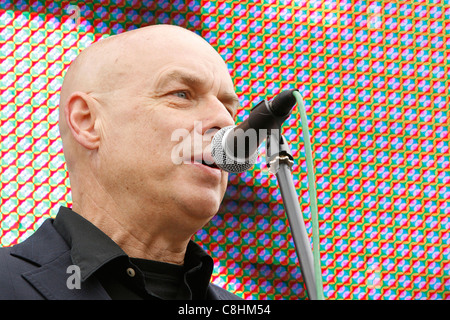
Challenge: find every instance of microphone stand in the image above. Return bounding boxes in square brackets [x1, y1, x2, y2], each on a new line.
[266, 132, 318, 300]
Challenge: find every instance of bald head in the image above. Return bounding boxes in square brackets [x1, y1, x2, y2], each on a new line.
[60, 25, 219, 100]
[59, 25, 222, 136]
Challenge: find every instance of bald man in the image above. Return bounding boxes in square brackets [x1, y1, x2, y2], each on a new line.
[0, 25, 241, 300]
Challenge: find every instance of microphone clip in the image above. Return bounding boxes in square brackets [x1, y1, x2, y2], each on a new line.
[266, 133, 294, 174]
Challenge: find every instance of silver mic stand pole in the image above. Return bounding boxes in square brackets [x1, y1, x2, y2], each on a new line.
[266, 132, 317, 300]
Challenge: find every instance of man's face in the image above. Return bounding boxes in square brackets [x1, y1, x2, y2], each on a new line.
[94, 32, 238, 227]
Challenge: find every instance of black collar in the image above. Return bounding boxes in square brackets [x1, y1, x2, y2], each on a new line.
[53, 206, 214, 299]
[53, 206, 126, 281]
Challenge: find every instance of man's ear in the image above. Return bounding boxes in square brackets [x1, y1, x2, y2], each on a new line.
[64, 91, 100, 150]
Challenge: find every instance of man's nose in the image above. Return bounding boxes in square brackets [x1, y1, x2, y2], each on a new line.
[199, 96, 236, 135]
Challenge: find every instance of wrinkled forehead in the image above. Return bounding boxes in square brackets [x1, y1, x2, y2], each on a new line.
[91, 27, 232, 94]
[61, 26, 233, 98]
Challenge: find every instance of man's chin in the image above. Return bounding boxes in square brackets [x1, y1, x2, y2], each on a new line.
[178, 191, 223, 220]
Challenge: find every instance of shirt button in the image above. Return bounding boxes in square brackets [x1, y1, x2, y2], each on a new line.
[126, 267, 136, 277]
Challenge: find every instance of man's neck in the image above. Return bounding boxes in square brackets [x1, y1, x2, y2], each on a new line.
[71, 194, 193, 265]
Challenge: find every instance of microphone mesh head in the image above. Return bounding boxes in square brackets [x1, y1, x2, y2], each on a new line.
[211, 126, 258, 173]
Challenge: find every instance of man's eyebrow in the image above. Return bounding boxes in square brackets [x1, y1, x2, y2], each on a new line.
[155, 68, 240, 115]
[155, 69, 203, 88]
[219, 92, 240, 115]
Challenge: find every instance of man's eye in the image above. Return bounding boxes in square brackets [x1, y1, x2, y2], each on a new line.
[173, 91, 188, 99]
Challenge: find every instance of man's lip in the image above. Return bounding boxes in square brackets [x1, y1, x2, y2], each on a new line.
[188, 156, 220, 170]
[188, 160, 222, 179]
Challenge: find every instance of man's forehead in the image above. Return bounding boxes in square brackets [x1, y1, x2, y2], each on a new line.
[62, 26, 238, 107]
[102, 29, 226, 77]
[67, 26, 214, 78]
[155, 67, 232, 88]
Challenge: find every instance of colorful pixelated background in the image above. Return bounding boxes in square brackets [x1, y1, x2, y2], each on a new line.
[0, 0, 449, 300]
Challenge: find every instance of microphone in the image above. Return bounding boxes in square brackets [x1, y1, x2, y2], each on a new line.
[211, 89, 298, 173]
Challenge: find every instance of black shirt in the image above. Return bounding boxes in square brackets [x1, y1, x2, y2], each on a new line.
[53, 206, 214, 300]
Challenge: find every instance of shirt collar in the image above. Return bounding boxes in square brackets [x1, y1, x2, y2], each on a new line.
[53, 206, 214, 296]
[53, 206, 126, 281]
[183, 241, 214, 299]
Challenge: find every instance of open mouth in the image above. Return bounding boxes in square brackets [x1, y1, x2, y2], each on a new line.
[193, 159, 220, 170]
